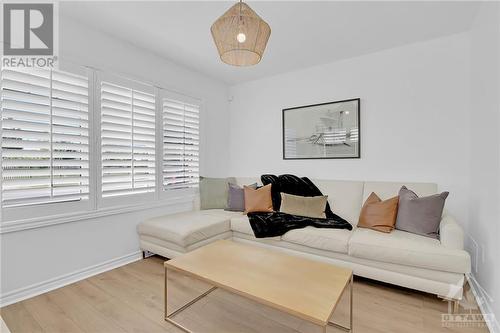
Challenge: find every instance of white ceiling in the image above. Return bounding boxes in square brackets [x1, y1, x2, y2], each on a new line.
[61, 1, 480, 84]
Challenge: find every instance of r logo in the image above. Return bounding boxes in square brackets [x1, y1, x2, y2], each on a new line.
[3, 3, 54, 55]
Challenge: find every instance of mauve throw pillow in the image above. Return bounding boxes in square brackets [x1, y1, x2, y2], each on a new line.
[226, 183, 257, 212]
[395, 186, 449, 239]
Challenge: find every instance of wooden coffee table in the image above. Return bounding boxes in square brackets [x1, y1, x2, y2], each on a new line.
[164, 240, 353, 332]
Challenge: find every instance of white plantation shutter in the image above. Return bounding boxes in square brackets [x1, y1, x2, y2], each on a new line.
[101, 82, 156, 197]
[1, 68, 89, 207]
[163, 98, 200, 189]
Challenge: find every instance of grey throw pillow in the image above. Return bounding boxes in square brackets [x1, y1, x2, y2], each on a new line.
[226, 183, 257, 212]
[199, 177, 236, 209]
[395, 186, 449, 239]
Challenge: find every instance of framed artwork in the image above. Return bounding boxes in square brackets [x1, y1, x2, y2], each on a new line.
[282, 98, 360, 159]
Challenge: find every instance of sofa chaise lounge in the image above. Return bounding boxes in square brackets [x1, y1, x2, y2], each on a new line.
[137, 178, 470, 306]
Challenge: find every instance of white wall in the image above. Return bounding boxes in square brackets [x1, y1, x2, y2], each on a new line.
[0, 16, 230, 304]
[228, 33, 471, 221]
[468, 2, 500, 329]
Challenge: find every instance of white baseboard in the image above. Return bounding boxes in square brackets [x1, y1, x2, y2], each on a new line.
[0, 251, 142, 307]
[467, 274, 500, 333]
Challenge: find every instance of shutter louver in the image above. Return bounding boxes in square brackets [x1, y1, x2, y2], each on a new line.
[1, 68, 89, 206]
[163, 98, 199, 190]
[101, 82, 155, 197]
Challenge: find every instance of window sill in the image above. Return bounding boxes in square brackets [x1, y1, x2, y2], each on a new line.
[0, 194, 196, 234]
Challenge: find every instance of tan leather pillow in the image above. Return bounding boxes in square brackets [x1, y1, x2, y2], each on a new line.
[244, 184, 273, 213]
[280, 193, 328, 218]
[358, 192, 399, 233]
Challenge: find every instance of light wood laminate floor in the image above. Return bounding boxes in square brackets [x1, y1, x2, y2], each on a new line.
[1, 255, 489, 333]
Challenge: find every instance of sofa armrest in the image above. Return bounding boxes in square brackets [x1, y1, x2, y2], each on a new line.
[440, 215, 464, 250]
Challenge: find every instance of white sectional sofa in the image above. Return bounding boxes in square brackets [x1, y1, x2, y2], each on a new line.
[138, 178, 471, 302]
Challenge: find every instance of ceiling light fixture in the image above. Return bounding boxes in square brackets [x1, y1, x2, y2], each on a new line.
[211, 0, 271, 66]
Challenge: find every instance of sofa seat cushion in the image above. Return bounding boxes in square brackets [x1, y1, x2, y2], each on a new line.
[138, 209, 238, 247]
[231, 215, 282, 240]
[281, 226, 352, 254]
[230, 215, 255, 235]
[348, 228, 471, 273]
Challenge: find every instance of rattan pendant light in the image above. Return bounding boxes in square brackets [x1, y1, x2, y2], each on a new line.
[211, 0, 271, 66]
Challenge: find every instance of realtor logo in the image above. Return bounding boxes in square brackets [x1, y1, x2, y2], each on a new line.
[4, 3, 53, 55]
[2, 2, 58, 68]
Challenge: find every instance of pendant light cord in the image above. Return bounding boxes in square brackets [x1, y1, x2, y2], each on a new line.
[239, 0, 242, 21]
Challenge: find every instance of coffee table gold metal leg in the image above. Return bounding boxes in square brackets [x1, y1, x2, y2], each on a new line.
[164, 265, 168, 320]
[164, 266, 217, 333]
[167, 286, 218, 318]
[326, 273, 353, 332]
[350, 274, 353, 331]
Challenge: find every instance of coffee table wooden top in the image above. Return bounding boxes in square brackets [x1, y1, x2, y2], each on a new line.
[165, 240, 352, 325]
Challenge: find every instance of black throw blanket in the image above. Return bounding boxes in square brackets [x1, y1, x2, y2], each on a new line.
[247, 174, 352, 238]
[248, 211, 352, 238]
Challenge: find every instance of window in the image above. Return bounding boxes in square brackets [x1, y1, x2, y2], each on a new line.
[162, 98, 200, 190]
[1, 65, 201, 224]
[1, 68, 89, 207]
[100, 81, 156, 198]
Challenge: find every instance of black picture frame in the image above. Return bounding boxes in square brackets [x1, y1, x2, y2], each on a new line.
[282, 98, 361, 160]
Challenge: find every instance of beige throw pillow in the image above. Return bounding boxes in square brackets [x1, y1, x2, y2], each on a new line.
[279, 193, 328, 219]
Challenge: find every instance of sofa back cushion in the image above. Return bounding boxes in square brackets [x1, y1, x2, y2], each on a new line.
[314, 180, 364, 226]
[362, 181, 437, 202]
[233, 177, 262, 187]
